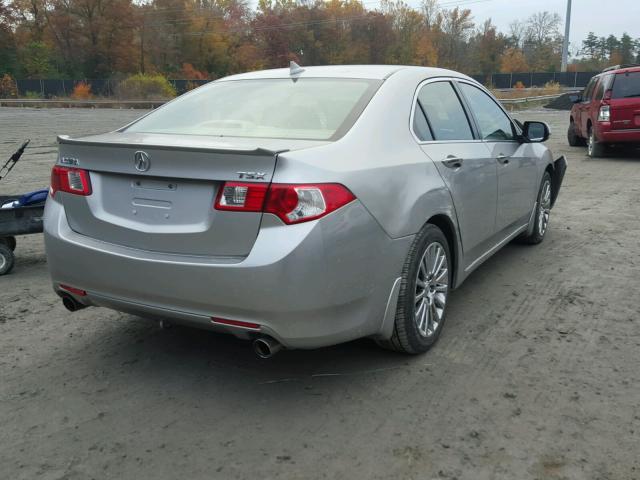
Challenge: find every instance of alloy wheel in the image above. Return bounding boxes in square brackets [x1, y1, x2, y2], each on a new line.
[538, 179, 552, 236]
[414, 242, 448, 337]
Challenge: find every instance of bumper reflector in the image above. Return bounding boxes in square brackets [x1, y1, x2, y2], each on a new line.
[211, 317, 261, 330]
[59, 284, 87, 296]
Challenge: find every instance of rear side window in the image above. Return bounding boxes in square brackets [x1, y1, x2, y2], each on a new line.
[583, 77, 597, 102]
[458, 83, 515, 141]
[412, 104, 434, 141]
[612, 72, 640, 99]
[416, 82, 474, 141]
[594, 80, 605, 101]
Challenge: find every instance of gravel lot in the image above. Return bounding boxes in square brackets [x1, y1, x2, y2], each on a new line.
[1, 107, 639, 480]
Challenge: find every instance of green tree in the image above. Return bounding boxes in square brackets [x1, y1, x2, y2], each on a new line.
[20, 41, 53, 78]
[619, 33, 635, 64]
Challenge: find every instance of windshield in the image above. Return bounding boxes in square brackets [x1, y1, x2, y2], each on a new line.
[125, 78, 381, 141]
[612, 71, 640, 99]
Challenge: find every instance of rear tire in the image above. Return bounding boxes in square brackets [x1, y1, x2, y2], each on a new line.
[0, 236, 16, 251]
[567, 122, 585, 146]
[520, 171, 552, 245]
[0, 244, 15, 275]
[588, 126, 606, 158]
[378, 224, 451, 354]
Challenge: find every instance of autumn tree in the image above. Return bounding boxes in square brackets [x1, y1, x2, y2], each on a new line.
[436, 6, 474, 70]
[469, 19, 506, 75]
[522, 11, 562, 71]
[500, 47, 529, 73]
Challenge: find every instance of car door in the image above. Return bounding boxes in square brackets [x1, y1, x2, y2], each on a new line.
[579, 77, 597, 136]
[412, 80, 498, 264]
[456, 81, 538, 233]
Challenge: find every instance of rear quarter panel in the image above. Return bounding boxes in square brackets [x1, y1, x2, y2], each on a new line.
[272, 68, 459, 241]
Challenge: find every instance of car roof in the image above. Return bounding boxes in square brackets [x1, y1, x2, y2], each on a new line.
[218, 65, 472, 82]
[600, 65, 640, 76]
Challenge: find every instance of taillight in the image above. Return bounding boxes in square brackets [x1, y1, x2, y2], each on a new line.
[214, 182, 268, 211]
[214, 182, 355, 224]
[598, 105, 611, 122]
[265, 184, 355, 224]
[50, 165, 92, 197]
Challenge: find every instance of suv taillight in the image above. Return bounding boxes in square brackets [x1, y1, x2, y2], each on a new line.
[50, 165, 92, 197]
[597, 105, 611, 122]
[214, 182, 355, 224]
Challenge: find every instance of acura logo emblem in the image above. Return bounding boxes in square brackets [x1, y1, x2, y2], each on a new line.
[134, 151, 151, 172]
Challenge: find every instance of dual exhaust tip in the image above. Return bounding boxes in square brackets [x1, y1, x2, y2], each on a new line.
[60, 294, 282, 358]
[252, 336, 282, 359]
[61, 293, 87, 312]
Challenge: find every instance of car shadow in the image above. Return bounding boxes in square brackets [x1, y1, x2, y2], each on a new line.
[82, 315, 415, 389]
[594, 145, 640, 160]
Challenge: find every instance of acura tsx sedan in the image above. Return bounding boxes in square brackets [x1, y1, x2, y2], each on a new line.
[44, 64, 566, 357]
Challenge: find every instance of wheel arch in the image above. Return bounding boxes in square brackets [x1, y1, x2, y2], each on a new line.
[425, 213, 460, 289]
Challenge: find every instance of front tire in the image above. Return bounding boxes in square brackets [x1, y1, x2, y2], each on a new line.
[378, 224, 451, 354]
[567, 121, 585, 146]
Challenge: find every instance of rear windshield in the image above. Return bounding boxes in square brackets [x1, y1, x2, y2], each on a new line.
[125, 78, 381, 141]
[612, 72, 640, 99]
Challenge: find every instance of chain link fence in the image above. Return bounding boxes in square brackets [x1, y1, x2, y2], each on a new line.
[13, 72, 597, 98]
[13, 79, 210, 98]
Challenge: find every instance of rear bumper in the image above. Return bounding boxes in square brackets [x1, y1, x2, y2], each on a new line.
[44, 197, 411, 349]
[596, 123, 640, 144]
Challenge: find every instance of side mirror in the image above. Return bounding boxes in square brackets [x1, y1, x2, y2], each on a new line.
[569, 93, 582, 103]
[523, 121, 550, 143]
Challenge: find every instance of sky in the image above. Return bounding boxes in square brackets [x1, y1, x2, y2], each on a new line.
[425, 0, 640, 55]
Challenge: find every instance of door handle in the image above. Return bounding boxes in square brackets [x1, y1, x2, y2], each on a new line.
[496, 154, 510, 165]
[443, 156, 464, 169]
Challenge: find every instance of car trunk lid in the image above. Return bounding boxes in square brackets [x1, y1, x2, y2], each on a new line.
[56, 133, 326, 257]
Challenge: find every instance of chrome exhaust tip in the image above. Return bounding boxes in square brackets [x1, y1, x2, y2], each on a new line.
[61, 293, 87, 312]
[253, 336, 282, 359]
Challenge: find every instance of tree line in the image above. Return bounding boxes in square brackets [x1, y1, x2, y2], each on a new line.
[0, 0, 638, 81]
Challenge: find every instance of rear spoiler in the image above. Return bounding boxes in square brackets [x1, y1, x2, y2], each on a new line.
[57, 135, 288, 157]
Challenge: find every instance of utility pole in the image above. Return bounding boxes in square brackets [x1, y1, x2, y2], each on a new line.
[140, 10, 146, 74]
[561, 0, 572, 72]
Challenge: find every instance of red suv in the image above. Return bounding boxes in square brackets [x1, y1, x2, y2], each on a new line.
[568, 65, 640, 157]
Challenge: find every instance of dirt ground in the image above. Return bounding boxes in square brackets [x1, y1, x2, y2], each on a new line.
[1, 107, 639, 480]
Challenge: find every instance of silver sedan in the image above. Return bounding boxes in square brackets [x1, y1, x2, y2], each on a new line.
[44, 64, 566, 357]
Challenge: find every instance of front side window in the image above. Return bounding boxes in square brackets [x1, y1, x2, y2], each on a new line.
[612, 71, 640, 99]
[416, 82, 474, 141]
[459, 83, 515, 141]
[126, 78, 381, 141]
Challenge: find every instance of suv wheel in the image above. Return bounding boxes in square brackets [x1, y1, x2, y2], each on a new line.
[377, 224, 451, 354]
[567, 121, 585, 146]
[588, 126, 606, 158]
